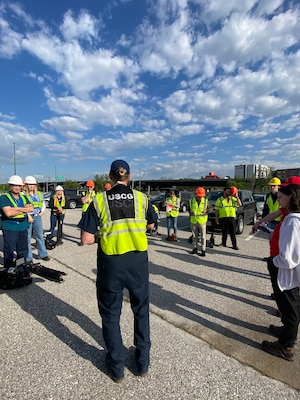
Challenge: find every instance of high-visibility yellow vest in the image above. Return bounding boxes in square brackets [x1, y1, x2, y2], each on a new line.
[189, 197, 208, 224]
[54, 196, 66, 215]
[27, 192, 43, 209]
[93, 190, 148, 255]
[215, 196, 238, 218]
[82, 190, 96, 213]
[165, 196, 180, 217]
[266, 194, 281, 221]
[5, 192, 28, 219]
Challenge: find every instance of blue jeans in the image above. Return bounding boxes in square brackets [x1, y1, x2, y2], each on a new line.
[27, 214, 48, 262]
[96, 250, 151, 378]
[167, 215, 178, 236]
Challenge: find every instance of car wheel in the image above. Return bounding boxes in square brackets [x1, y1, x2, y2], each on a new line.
[44, 200, 49, 208]
[236, 214, 244, 234]
[181, 204, 187, 212]
[68, 200, 77, 209]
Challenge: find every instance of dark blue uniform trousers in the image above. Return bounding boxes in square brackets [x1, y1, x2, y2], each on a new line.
[96, 250, 151, 378]
[3, 229, 28, 267]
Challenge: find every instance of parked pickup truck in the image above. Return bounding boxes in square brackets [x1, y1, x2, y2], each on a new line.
[206, 189, 257, 234]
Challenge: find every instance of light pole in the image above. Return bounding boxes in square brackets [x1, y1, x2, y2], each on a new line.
[13, 142, 17, 174]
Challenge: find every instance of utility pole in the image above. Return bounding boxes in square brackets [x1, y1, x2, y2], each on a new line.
[13, 142, 17, 174]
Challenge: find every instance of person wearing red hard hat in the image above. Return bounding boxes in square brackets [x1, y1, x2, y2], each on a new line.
[104, 182, 112, 190]
[78, 180, 96, 246]
[189, 187, 208, 256]
[215, 186, 241, 250]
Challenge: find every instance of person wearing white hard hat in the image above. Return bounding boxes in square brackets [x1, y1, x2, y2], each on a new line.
[0, 175, 34, 267]
[24, 176, 50, 262]
[49, 185, 65, 244]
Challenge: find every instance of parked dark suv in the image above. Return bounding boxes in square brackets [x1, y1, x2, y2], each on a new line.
[44, 189, 84, 209]
[207, 189, 257, 234]
[150, 190, 193, 212]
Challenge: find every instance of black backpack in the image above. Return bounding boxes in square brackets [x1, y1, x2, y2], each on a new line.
[45, 235, 56, 250]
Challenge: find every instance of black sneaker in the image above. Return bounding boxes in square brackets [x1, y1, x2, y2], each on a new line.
[262, 340, 295, 361]
[105, 359, 124, 383]
[191, 248, 197, 254]
[232, 246, 239, 250]
[200, 250, 206, 257]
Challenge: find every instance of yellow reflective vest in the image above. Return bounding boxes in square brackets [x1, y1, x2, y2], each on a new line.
[215, 196, 239, 218]
[5, 192, 28, 219]
[165, 196, 180, 217]
[27, 192, 43, 209]
[93, 190, 148, 255]
[189, 197, 208, 224]
[82, 190, 96, 213]
[266, 194, 281, 221]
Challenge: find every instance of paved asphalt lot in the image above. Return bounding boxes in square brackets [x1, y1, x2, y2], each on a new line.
[1, 208, 300, 399]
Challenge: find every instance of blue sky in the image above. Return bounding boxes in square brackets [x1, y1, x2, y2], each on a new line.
[0, 0, 300, 183]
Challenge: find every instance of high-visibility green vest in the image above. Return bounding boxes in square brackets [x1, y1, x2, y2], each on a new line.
[165, 196, 180, 217]
[189, 197, 208, 224]
[266, 194, 281, 221]
[82, 190, 96, 213]
[93, 190, 148, 255]
[215, 196, 238, 218]
[5, 192, 28, 218]
[27, 192, 43, 209]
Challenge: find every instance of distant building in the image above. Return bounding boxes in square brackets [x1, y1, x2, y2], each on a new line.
[275, 167, 300, 182]
[234, 164, 271, 179]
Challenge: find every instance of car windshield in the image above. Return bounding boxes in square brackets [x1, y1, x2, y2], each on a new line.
[207, 191, 223, 201]
[254, 194, 265, 202]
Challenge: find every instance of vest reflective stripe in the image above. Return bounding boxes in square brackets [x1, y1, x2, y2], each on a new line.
[82, 191, 96, 213]
[215, 196, 238, 218]
[28, 192, 43, 209]
[5, 192, 27, 218]
[165, 196, 180, 217]
[266, 195, 281, 221]
[93, 190, 148, 255]
[189, 197, 208, 224]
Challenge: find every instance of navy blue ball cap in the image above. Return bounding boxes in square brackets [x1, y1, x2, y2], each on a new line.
[110, 159, 130, 174]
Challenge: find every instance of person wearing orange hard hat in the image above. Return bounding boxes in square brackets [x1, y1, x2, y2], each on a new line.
[104, 182, 112, 191]
[215, 186, 241, 250]
[189, 187, 208, 256]
[78, 180, 96, 245]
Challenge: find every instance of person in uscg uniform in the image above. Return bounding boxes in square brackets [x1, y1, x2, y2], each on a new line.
[79, 159, 157, 383]
[0, 175, 34, 267]
[215, 186, 241, 250]
[189, 187, 208, 256]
